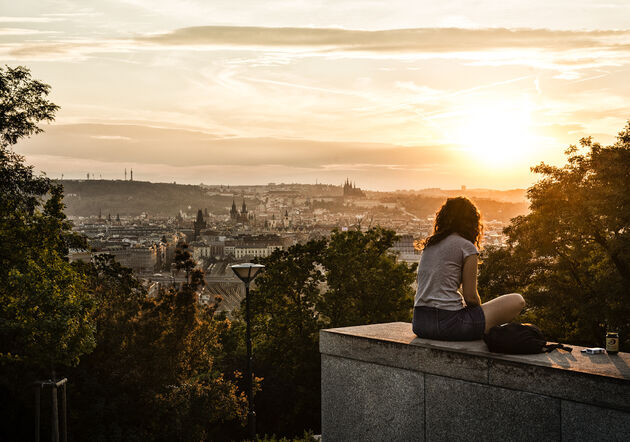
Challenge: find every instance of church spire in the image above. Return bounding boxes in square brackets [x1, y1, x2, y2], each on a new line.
[230, 199, 238, 220]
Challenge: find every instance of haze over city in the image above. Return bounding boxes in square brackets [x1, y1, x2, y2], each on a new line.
[3, 0, 630, 189]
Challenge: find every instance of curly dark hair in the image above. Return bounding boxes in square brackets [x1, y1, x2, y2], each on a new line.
[422, 197, 483, 249]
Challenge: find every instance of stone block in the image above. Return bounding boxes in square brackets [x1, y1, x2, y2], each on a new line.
[321, 354, 424, 442]
[489, 359, 630, 412]
[561, 400, 630, 442]
[320, 323, 630, 441]
[425, 374, 561, 442]
[320, 328, 489, 383]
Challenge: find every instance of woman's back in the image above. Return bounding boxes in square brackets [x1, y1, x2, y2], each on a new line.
[415, 233, 478, 311]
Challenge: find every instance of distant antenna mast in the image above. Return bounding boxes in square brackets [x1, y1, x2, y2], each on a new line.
[130, 168, 133, 181]
[125, 168, 127, 181]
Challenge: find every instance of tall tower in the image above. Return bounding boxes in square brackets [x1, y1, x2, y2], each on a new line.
[130, 169, 133, 181]
[125, 168, 127, 181]
[193, 209, 206, 241]
[230, 199, 238, 221]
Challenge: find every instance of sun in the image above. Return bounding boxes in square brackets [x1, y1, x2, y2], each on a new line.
[454, 101, 535, 167]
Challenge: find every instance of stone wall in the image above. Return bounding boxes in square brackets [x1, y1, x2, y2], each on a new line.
[320, 322, 630, 442]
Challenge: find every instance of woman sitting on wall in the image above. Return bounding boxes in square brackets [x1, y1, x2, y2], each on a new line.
[412, 197, 525, 341]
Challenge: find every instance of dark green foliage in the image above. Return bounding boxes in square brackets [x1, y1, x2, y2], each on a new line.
[0, 65, 59, 147]
[246, 240, 326, 436]
[321, 227, 417, 327]
[0, 177, 95, 369]
[478, 122, 630, 349]
[69, 254, 246, 441]
[1, 65, 94, 441]
[0, 68, 94, 368]
[257, 431, 318, 442]
[1, 66, 245, 441]
[235, 227, 416, 437]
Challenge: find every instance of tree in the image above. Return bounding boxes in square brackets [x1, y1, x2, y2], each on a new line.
[69, 254, 246, 441]
[247, 240, 327, 436]
[0, 65, 59, 147]
[321, 227, 417, 327]
[1, 66, 247, 440]
[0, 65, 94, 441]
[478, 122, 630, 348]
[238, 227, 416, 438]
[0, 65, 95, 370]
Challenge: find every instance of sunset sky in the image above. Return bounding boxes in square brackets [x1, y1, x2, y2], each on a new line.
[3, 1, 629, 190]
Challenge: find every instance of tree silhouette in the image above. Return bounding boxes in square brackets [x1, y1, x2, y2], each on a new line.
[0, 65, 94, 441]
[478, 121, 630, 348]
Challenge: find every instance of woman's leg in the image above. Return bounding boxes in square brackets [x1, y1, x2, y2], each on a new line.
[480, 293, 525, 333]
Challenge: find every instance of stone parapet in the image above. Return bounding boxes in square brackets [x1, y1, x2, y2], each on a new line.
[320, 322, 630, 441]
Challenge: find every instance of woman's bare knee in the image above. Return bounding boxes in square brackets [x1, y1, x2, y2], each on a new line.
[481, 293, 525, 332]
[507, 293, 525, 310]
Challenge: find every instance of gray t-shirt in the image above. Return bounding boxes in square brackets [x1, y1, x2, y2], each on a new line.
[414, 233, 479, 310]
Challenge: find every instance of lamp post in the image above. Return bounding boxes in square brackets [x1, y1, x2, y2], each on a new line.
[231, 263, 264, 441]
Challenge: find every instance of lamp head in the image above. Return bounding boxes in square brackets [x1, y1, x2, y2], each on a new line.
[231, 263, 265, 284]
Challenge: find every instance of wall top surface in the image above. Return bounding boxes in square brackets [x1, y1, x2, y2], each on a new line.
[321, 322, 630, 382]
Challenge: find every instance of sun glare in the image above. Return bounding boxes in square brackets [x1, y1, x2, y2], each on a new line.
[454, 101, 535, 168]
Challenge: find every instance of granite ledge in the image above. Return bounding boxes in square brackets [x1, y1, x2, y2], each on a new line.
[320, 322, 630, 382]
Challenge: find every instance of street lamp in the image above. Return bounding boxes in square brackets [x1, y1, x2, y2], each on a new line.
[231, 263, 264, 440]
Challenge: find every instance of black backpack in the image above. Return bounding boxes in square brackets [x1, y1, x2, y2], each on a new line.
[483, 323, 572, 354]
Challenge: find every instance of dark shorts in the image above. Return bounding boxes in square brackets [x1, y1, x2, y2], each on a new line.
[412, 305, 485, 341]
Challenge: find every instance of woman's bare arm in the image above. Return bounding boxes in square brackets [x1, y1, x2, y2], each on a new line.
[462, 254, 482, 307]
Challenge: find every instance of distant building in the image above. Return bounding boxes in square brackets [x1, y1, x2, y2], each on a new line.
[230, 199, 250, 223]
[191, 241, 225, 261]
[343, 178, 365, 198]
[391, 234, 422, 263]
[223, 234, 283, 259]
[232, 244, 281, 259]
[193, 209, 206, 241]
[98, 245, 158, 273]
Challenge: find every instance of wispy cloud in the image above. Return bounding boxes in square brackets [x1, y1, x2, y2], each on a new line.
[7, 25, 630, 73]
[5, 4, 629, 189]
[0, 16, 61, 23]
[135, 26, 630, 53]
[90, 135, 132, 141]
[0, 28, 53, 36]
[20, 123, 454, 169]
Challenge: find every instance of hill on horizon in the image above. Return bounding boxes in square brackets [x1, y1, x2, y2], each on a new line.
[57, 179, 528, 221]
[57, 179, 259, 217]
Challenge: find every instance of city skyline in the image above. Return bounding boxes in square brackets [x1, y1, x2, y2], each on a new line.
[3, 1, 630, 190]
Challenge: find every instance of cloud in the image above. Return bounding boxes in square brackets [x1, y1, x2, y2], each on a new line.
[18, 123, 487, 190]
[0, 28, 52, 36]
[18, 123, 456, 169]
[90, 135, 133, 141]
[135, 26, 630, 53]
[5, 25, 630, 68]
[3, 41, 105, 60]
[0, 16, 61, 23]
